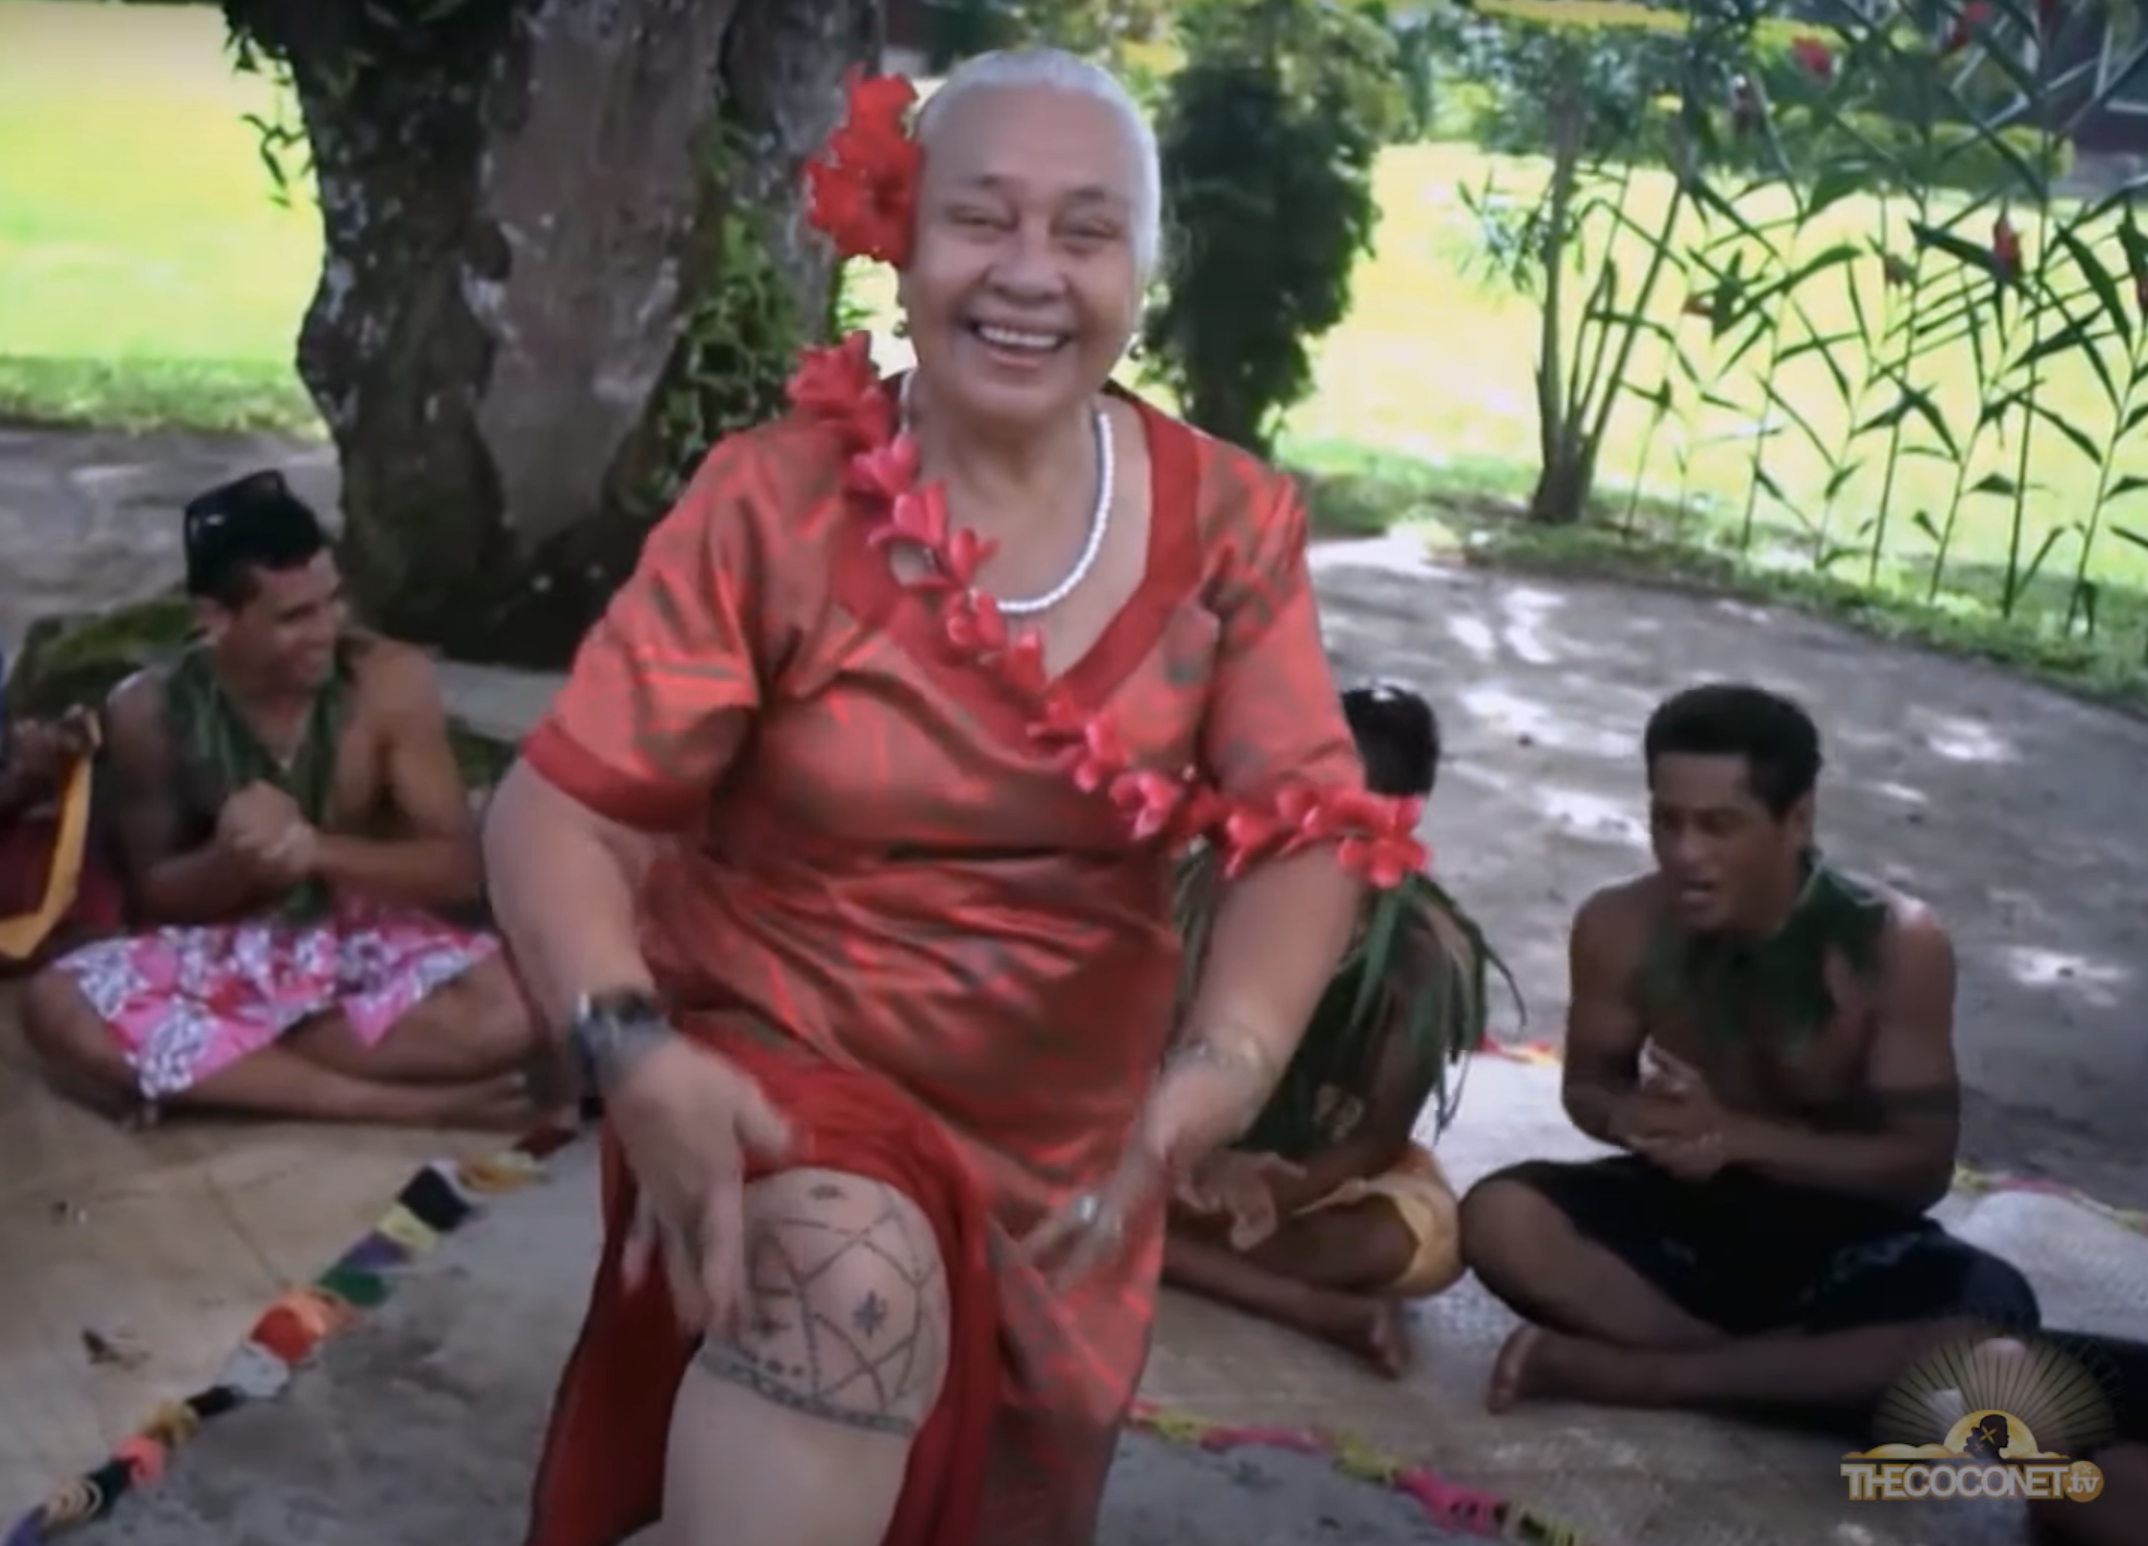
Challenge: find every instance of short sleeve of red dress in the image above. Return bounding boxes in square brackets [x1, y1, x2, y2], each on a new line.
[522, 437, 776, 832]
[1199, 470, 1362, 803]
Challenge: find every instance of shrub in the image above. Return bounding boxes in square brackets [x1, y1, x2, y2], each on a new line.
[1142, 0, 1402, 454]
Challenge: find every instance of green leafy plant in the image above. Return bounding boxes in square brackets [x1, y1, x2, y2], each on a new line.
[1450, 0, 2148, 676]
[1707, 0, 2148, 645]
[1454, 0, 1767, 524]
[1142, 0, 1402, 454]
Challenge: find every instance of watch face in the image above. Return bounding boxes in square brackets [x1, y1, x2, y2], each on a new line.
[580, 990, 662, 1027]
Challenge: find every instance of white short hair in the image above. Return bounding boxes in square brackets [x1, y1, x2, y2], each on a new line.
[914, 48, 1163, 281]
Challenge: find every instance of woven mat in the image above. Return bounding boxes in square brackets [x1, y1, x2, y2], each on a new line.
[1152, 1054, 2148, 1546]
[59, 1136, 1490, 1546]
[17, 1053, 2148, 1546]
[0, 992, 481, 1516]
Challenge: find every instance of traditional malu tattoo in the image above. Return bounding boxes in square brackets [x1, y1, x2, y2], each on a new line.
[694, 1340, 923, 1436]
[692, 1177, 944, 1436]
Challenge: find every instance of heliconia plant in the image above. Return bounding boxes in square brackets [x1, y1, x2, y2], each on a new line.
[1453, 0, 2148, 668]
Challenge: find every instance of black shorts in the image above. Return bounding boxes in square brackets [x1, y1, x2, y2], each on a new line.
[1488, 1155, 2041, 1338]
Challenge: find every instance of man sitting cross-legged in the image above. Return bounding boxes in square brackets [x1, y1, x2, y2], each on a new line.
[1459, 681, 2036, 1420]
[1165, 682, 1507, 1377]
[21, 470, 543, 1129]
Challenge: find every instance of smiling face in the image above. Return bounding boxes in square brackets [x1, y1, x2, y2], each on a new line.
[200, 551, 346, 695]
[1647, 752, 1812, 933]
[899, 82, 1147, 434]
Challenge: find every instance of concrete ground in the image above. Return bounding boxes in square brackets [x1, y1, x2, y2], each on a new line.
[4, 424, 2146, 1543]
[60, 1059, 2147, 1546]
[79, 1138, 1471, 1546]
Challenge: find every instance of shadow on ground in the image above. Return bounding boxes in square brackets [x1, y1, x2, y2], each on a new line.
[1313, 537, 2148, 1207]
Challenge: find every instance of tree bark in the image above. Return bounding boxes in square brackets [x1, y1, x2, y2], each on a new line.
[224, 0, 880, 667]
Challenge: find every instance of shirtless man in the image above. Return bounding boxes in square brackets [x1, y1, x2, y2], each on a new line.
[21, 470, 541, 1128]
[1166, 683, 1479, 1377]
[1458, 682, 2037, 1419]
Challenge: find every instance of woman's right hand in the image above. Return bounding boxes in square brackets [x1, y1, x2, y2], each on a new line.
[608, 1038, 792, 1333]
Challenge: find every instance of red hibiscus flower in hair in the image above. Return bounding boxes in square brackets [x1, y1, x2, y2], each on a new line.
[805, 68, 922, 267]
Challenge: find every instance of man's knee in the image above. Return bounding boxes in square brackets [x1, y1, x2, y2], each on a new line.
[694, 1167, 950, 1437]
[1458, 1168, 1568, 1284]
[1958, 1250, 2041, 1330]
[462, 953, 539, 1052]
[21, 967, 98, 1064]
[397, 952, 535, 1067]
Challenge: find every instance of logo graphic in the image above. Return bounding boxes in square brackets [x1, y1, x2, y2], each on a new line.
[1844, 1333, 2117, 1504]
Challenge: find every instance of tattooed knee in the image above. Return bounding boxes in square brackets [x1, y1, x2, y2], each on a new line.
[692, 1167, 950, 1437]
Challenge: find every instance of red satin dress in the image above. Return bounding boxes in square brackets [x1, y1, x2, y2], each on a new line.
[518, 385, 1361, 1546]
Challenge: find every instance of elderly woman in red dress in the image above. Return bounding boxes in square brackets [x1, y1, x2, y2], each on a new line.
[489, 47, 1429, 1546]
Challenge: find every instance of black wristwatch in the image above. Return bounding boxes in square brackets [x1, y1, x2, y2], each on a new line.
[565, 989, 675, 1097]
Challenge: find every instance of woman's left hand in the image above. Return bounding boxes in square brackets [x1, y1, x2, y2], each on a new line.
[1176, 1149, 1304, 1250]
[1017, 1135, 1170, 1289]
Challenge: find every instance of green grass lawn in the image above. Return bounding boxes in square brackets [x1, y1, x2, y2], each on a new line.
[0, 0, 318, 430]
[1, 0, 2143, 703]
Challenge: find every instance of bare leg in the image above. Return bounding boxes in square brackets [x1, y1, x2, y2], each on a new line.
[1488, 1316, 1982, 1417]
[1166, 1232, 1411, 1378]
[20, 968, 529, 1128]
[283, 954, 539, 1083]
[660, 1167, 950, 1546]
[2029, 1442, 2148, 1546]
[1460, 1175, 1720, 1349]
[1165, 1200, 1420, 1377]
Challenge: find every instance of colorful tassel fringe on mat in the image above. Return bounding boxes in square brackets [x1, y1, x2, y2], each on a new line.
[9, 1037, 2142, 1546]
[2, 1123, 578, 1546]
[0, 1100, 1594, 1546]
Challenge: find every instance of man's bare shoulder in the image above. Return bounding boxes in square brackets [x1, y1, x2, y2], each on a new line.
[1571, 872, 1666, 958]
[1832, 866, 1953, 982]
[103, 667, 174, 753]
[1875, 886, 1953, 988]
[344, 633, 446, 717]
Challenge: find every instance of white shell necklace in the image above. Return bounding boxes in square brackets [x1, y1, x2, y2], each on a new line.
[898, 370, 1115, 618]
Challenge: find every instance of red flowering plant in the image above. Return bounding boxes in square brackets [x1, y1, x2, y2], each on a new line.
[788, 71, 1427, 892]
[1788, 35, 1835, 83]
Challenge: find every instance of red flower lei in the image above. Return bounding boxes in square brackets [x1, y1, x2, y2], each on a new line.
[795, 75, 1425, 888]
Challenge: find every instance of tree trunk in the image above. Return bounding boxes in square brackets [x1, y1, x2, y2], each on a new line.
[1526, 440, 1595, 526]
[223, 0, 880, 667]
